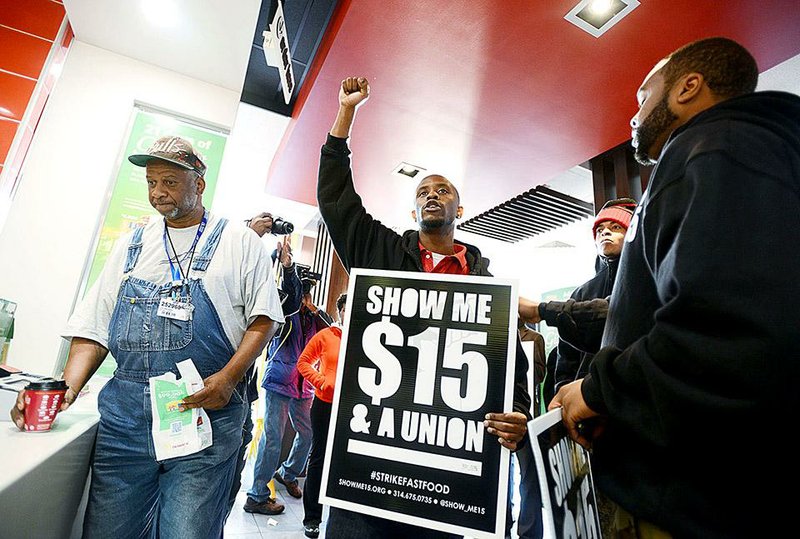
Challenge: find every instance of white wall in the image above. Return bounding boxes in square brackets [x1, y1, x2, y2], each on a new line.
[211, 101, 322, 289]
[0, 41, 242, 376]
[459, 218, 597, 302]
[214, 103, 289, 217]
[758, 52, 800, 94]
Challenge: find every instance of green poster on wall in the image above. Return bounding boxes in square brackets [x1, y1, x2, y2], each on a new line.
[82, 106, 228, 377]
[85, 107, 228, 292]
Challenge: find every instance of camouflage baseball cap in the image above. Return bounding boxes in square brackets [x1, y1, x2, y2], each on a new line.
[128, 136, 207, 176]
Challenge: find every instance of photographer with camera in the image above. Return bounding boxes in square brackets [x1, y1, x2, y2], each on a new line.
[225, 211, 300, 519]
[246, 212, 294, 237]
[241, 212, 334, 516]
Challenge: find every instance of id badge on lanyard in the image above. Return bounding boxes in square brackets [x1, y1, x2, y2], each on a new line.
[158, 296, 194, 321]
[160, 211, 207, 321]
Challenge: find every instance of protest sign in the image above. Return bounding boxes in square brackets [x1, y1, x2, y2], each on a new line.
[320, 268, 518, 538]
[530, 409, 601, 539]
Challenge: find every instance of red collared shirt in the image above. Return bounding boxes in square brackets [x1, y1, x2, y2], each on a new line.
[418, 242, 470, 275]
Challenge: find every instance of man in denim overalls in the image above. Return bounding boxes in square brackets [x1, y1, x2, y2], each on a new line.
[44, 136, 283, 537]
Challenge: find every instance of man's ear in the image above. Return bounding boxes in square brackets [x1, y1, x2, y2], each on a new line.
[675, 72, 704, 105]
[411, 210, 417, 222]
[196, 176, 206, 195]
[456, 206, 464, 219]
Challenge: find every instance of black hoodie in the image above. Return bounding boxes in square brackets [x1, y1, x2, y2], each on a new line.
[582, 91, 800, 538]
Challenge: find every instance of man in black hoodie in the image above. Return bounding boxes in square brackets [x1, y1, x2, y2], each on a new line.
[551, 37, 800, 538]
[317, 76, 531, 539]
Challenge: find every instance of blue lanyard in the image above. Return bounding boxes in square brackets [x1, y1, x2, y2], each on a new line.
[163, 211, 208, 285]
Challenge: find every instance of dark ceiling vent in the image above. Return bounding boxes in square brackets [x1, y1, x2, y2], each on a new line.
[457, 185, 594, 243]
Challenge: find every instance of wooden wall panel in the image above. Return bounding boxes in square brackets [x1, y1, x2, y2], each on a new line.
[590, 142, 650, 209]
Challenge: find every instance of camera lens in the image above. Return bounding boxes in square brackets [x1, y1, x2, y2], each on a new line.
[271, 217, 294, 235]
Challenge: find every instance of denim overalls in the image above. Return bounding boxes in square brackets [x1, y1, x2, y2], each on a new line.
[83, 218, 248, 539]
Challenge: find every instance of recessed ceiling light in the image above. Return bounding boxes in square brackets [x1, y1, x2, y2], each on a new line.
[141, 0, 179, 28]
[589, 0, 614, 15]
[391, 162, 426, 179]
[565, 0, 640, 38]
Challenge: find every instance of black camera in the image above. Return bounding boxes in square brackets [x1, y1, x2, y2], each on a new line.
[271, 217, 294, 235]
[296, 264, 323, 283]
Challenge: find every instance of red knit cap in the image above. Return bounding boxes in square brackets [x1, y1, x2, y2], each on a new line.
[592, 198, 636, 238]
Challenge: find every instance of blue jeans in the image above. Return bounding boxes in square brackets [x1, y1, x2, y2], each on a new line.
[248, 390, 313, 502]
[84, 378, 247, 539]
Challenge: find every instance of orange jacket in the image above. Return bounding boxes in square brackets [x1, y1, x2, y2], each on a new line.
[296, 326, 342, 403]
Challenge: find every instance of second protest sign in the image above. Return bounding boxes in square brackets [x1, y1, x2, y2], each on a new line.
[320, 268, 518, 538]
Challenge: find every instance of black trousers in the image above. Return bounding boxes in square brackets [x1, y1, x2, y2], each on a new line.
[302, 397, 332, 526]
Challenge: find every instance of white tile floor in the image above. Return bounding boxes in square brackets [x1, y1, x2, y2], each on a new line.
[224, 457, 328, 538]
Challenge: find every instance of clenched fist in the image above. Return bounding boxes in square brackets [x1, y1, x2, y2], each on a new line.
[339, 77, 370, 109]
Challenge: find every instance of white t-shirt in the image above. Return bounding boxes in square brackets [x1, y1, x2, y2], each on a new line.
[431, 251, 447, 267]
[65, 213, 284, 350]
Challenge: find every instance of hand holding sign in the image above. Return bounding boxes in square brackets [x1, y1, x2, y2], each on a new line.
[484, 412, 528, 451]
[549, 379, 604, 449]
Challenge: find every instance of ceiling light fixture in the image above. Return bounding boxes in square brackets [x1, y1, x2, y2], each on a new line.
[565, 0, 640, 38]
[589, 0, 613, 15]
[392, 162, 426, 179]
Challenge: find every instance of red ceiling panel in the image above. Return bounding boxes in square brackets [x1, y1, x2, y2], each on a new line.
[0, 26, 52, 79]
[0, 118, 18, 165]
[0, 71, 36, 122]
[0, 0, 65, 41]
[265, 0, 800, 226]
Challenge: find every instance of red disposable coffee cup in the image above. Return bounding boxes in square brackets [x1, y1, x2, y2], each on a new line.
[23, 379, 69, 432]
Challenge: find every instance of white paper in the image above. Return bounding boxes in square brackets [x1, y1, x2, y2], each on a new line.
[149, 359, 213, 461]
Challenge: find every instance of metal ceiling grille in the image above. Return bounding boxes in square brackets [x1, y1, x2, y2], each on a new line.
[457, 185, 594, 243]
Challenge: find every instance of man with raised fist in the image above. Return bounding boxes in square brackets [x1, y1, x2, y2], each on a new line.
[316, 76, 533, 538]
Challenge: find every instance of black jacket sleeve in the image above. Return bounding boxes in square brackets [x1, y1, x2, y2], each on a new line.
[513, 339, 532, 420]
[582, 146, 800, 449]
[280, 265, 302, 317]
[317, 134, 405, 272]
[538, 297, 609, 353]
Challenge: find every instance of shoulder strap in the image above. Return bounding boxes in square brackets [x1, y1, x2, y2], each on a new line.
[191, 218, 228, 271]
